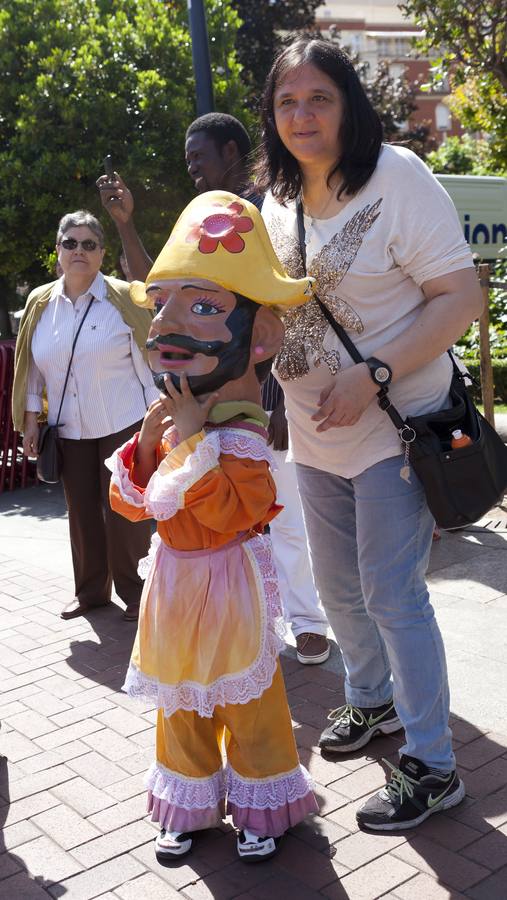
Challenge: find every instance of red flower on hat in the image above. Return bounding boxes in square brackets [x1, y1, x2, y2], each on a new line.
[187, 202, 254, 254]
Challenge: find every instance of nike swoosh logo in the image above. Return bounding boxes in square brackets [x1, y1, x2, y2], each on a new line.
[427, 786, 451, 808]
[366, 709, 394, 728]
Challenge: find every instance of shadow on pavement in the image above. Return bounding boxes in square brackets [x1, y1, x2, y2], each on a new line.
[0, 754, 66, 897]
[0, 482, 68, 521]
[62, 612, 507, 897]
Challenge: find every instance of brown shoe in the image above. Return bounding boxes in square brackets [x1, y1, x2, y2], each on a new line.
[123, 601, 140, 621]
[60, 599, 109, 620]
[296, 633, 330, 665]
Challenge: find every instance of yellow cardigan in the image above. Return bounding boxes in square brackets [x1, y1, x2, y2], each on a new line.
[12, 274, 153, 433]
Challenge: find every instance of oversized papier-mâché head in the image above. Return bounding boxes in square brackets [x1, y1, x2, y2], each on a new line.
[130, 191, 313, 396]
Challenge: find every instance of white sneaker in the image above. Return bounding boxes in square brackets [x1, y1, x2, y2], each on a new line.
[237, 827, 281, 862]
[155, 829, 193, 857]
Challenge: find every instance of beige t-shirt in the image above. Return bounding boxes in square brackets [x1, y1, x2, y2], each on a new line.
[262, 144, 474, 478]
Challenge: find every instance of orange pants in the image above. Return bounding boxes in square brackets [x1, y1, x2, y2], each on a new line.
[147, 663, 318, 836]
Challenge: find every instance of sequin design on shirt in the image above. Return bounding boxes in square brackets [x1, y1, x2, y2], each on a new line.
[268, 199, 383, 380]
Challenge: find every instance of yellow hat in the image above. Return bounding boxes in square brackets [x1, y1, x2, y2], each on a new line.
[130, 191, 313, 309]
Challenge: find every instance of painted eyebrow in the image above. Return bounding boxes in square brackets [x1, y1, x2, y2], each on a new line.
[181, 284, 221, 293]
[146, 284, 222, 294]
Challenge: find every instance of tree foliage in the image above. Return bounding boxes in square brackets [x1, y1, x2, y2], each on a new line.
[230, 0, 321, 103]
[400, 0, 507, 169]
[400, 0, 507, 91]
[425, 135, 501, 175]
[0, 0, 245, 334]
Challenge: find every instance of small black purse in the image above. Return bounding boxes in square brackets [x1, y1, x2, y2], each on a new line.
[296, 199, 507, 529]
[36, 296, 94, 484]
[37, 423, 63, 484]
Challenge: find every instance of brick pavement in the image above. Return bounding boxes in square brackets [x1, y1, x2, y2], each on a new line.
[1, 535, 507, 898]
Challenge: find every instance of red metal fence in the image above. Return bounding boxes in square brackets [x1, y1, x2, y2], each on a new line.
[0, 340, 36, 492]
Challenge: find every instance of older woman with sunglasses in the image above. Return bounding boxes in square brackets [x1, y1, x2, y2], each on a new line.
[13, 210, 157, 621]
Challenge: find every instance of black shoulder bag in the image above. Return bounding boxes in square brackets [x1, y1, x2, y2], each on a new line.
[296, 198, 507, 529]
[36, 296, 94, 483]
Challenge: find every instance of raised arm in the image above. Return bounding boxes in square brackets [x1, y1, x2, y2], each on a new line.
[96, 171, 153, 280]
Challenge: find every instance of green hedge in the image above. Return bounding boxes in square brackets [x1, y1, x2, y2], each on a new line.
[463, 359, 507, 404]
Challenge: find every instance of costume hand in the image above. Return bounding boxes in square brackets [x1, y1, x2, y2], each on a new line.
[22, 416, 39, 457]
[267, 398, 288, 451]
[311, 364, 378, 432]
[138, 399, 171, 455]
[162, 374, 218, 442]
[96, 172, 134, 225]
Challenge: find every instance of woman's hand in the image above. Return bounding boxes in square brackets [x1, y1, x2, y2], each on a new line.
[22, 412, 40, 457]
[311, 364, 378, 432]
[163, 374, 218, 442]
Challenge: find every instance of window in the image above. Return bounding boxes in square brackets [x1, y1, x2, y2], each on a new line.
[435, 102, 451, 131]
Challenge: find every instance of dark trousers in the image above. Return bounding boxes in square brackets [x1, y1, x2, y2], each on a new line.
[60, 420, 151, 608]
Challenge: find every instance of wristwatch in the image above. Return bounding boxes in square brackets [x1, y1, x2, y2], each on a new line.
[365, 357, 392, 387]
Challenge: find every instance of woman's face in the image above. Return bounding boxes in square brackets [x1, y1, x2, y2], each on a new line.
[273, 62, 344, 172]
[56, 225, 105, 281]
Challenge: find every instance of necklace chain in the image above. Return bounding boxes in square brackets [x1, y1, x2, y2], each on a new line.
[302, 185, 340, 222]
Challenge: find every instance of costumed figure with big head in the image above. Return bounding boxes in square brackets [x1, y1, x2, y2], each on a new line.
[107, 192, 318, 862]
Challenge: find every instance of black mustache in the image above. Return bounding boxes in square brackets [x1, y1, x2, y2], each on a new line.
[146, 333, 225, 356]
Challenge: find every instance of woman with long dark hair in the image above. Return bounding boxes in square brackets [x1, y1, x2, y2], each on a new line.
[257, 37, 482, 831]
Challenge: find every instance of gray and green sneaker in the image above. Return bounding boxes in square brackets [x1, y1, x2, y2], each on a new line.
[356, 754, 466, 830]
[319, 701, 402, 753]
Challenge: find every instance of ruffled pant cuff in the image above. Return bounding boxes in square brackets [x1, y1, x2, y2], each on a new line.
[146, 760, 318, 838]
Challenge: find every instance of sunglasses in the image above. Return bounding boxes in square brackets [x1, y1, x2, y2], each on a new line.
[59, 238, 100, 251]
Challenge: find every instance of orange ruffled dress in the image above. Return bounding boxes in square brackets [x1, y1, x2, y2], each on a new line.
[107, 402, 318, 837]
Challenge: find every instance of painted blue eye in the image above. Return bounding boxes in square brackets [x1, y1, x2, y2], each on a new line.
[191, 300, 220, 315]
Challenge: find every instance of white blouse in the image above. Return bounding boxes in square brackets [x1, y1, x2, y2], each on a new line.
[26, 272, 159, 439]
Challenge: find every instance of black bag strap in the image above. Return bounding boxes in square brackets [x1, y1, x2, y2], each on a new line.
[54, 295, 94, 427]
[295, 197, 463, 443]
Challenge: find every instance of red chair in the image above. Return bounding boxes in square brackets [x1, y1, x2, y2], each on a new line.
[0, 340, 37, 492]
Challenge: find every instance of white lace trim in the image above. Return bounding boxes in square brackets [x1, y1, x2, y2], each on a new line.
[207, 427, 276, 470]
[225, 763, 314, 810]
[144, 431, 221, 521]
[105, 437, 146, 508]
[124, 534, 285, 717]
[106, 425, 274, 520]
[146, 760, 225, 809]
[137, 532, 161, 580]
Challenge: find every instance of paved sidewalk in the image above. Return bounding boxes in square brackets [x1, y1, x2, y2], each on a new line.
[1, 484, 507, 899]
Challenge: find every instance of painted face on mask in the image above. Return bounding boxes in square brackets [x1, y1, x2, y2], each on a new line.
[146, 278, 259, 396]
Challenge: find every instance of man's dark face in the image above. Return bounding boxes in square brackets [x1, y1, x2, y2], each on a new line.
[146, 279, 258, 396]
[185, 132, 230, 193]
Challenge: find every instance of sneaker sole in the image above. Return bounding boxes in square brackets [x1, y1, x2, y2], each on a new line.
[319, 717, 403, 753]
[297, 646, 331, 665]
[238, 836, 281, 863]
[155, 837, 193, 858]
[357, 778, 466, 831]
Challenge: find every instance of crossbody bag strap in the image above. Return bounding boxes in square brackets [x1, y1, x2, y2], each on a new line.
[54, 295, 94, 427]
[296, 197, 418, 442]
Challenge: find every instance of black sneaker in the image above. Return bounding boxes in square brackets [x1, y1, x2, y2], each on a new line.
[319, 701, 402, 753]
[356, 754, 466, 831]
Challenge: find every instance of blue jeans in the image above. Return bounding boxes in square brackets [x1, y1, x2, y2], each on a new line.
[296, 455, 455, 771]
